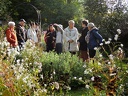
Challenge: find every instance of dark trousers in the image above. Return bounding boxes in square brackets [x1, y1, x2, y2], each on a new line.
[69, 51, 76, 55]
[55, 43, 62, 54]
[89, 49, 96, 58]
[46, 44, 54, 52]
[79, 50, 88, 62]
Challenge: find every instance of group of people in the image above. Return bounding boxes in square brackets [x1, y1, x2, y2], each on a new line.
[5, 19, 41, 50]
[44, 20, 103, 61]
[5, 19, 103, 62]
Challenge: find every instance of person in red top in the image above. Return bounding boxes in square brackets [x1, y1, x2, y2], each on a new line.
[6, 21, 18, 47]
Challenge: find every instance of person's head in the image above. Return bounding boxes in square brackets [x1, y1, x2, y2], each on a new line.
[87, 22, 95, 31]
[49, 24, 55, 32]
[30, 22, 35, 28]
[57, 24, 63, 31]
[19, 19, 26, 27]
[35, 22, 40, 29]
[8, 21, 15, 29]
[35, 22, 39, 27]
[82, 20, 88, 27]
[68, 20, 75, 29]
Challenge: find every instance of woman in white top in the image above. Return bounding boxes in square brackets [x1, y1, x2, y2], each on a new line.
[54, 24, 64, 54]
[27, 22, 38, 43]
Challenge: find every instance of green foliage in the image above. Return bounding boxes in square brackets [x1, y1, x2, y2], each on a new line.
[40, 52, 85, 89]
[83, 0, 128, 55]
[0, 0, 11, 20]
[34, 0, 84, 27]
[83, 0, 108, 26]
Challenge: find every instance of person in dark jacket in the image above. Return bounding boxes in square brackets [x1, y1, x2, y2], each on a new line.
[16, 19, 27, 49]
[45, 24, 56, 52]
[78, 20, 89, 61]
[85, 23, 103, 58]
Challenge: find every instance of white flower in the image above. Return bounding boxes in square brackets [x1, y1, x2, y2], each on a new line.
[118, 47, 122, 50]
[83, 64, 86, 68]
[117, 29, 121, 34]
[109, 54, 114, 60]
[7, 51, 11, 57]
[79, 77, 82, 80]
[40, 75, 43, 79]
[108, 38, 112, 41]
[110, 73, 116, 76]
[52, 82, 59, 90]
[44, 84, 47, 87]
[100, 43, 103, 46]
[94, 47, 98, 50]
[108, 62, 111, 65]
[4, 37, 7, 41]
[98, 62, 101, 65]
[114, 34, 118, 41]
[42, 88, 47, 93]
[126, 70, 128, 73]
[16, 59, 20, 64]
[85, 85, 90, 89]
[67, 86, 71, 90]
[84, 70, 89, 74]
[102, 39, 105, 42]
[99, 54, 103, 57]
[120, 44, 123, 47]
[74, 77, 77, 79]
[119, 84, 124, 89]
[53, 70, 56, 75]
[105, 41, 110, 44]
[91, 76, 95, 81]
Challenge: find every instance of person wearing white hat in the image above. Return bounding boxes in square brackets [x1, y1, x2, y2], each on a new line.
[85, 22, 103, 58]
[54, 23, 64, 54]
[6, 21, 18, 47]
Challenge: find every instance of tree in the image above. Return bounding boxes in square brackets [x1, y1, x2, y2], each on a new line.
[83, 0, 108, 27]
[0, 0, 11, 20]
[84, 0, 128, 56]
[34, 0, 84, 28]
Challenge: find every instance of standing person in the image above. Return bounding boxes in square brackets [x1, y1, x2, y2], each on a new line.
[5, 21, 18, 48]
[85, 23, 103, 58]
[63, 20, 79, 54]
[78, 20, 89, 61]
[16, 19, 27, 49]
[44, 24, 56, 52]
[27, 22, 38, 44]
[54, 24, 64, 54]
[35, 22, 41, 43]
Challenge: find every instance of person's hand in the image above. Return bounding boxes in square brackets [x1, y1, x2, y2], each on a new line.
[68, 40, 74, 43]
[53, 37, 56, 40]
[77, 42, 80, 47]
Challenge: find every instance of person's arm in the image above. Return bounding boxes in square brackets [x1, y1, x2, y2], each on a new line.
[27, 29, 31, 39]
[63, 29, 70, 42]
[93, 31, 103, 43]
[71, 28, 79, 42]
